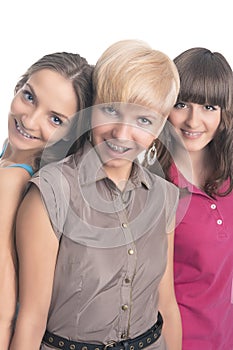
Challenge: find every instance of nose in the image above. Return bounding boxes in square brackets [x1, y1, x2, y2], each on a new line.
[111, 122, 132, 141]
[21, 109, 42, 131]
[185, 106, 201, 129]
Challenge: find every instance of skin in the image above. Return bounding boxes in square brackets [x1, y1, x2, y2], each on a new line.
[6, 69, 77, 164]
[91, 103, 166, 188]
[0, 68, 78, 349]
[168, 101, 221, 187]
[10, 103, 182, 350]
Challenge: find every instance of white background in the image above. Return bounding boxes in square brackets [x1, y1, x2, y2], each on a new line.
[0, 0, 232, 145]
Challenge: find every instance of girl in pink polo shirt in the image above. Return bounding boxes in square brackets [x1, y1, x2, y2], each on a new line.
[152, 48, 233, 349]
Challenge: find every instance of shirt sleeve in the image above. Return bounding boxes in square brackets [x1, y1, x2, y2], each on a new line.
[30, 164, 70, 240]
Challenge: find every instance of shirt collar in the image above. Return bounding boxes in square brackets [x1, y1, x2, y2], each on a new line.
[169, 162, 231, 198]
[76, 141, 152, 190]
[169, 162, 203, 195]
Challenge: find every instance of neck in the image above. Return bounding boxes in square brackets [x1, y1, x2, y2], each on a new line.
[174, 147, 212, 188]
[2, 143, 38, 167]
[103, 164, 133, 191]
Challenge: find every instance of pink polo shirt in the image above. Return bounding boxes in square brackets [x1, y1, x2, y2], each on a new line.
[170, 164, 233, 350]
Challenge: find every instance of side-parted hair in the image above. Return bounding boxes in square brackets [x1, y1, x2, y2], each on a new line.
[156, 47, 233, 197]
[15, 52, 93, 169]
[15, 52, 93, 112]
[92, 39, 180, 118]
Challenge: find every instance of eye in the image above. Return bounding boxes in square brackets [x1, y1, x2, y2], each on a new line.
[51, 115, 63, 126]
[22, 89, 34, 103]
[204, 104, 218, 111]
[138, 117, 152, 126]
[174, 102, 186, 109]
[102, 105, 119, 116]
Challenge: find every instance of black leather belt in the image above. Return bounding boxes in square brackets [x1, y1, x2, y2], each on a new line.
[42, 312, 163, 350]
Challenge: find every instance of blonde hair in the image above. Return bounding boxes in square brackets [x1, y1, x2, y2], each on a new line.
[93, 39, 180, 117]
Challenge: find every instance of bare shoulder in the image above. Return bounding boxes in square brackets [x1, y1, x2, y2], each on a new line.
[0, 168, 32, 232]
[0, 167, 31, 190]
[0, 167, 31, 207]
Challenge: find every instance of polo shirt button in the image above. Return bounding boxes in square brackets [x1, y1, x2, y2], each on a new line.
[125, 277, 131, 284]
[217, 219, 222, 225]
[211, 204, 216, 209]
[122, 223, 128, 228]
[122, 304, 129, 311]
[128, 249, 134, 255]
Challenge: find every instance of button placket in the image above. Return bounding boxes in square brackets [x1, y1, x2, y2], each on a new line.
[207, 199, 227, 239]
[114, 193, 137, 336]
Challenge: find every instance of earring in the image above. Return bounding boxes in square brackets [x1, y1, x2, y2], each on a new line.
[146, 142, 157, 166]
[88, 131, 92, 143]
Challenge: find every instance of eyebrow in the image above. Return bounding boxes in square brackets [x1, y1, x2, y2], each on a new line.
[25, 83, 70, 121]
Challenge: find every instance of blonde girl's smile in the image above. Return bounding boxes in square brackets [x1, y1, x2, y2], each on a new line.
[105, 139, 132, 154]
[90, 103, 167, 184]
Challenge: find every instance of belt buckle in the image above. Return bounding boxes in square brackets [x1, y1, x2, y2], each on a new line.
[104, 340, 117, 350]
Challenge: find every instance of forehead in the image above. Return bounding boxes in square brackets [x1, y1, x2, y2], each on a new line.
[26, 69, 78, 116]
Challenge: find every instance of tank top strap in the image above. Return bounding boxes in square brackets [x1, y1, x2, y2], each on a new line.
[0, 142, 34, 176]
[7, 163, 34, 176]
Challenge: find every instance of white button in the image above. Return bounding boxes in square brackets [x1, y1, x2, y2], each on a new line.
[211, 204, 216, 209]
[217, 219, 222, 225]
[128, 249, 134, 255]
[122, 223, 127, 228]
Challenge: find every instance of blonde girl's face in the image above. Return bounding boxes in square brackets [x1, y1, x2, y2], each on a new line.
[91, 102, 167, 176]
[8, 69, 78, 152]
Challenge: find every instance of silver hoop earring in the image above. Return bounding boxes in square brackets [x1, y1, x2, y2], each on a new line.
[146, 142, 157, 166]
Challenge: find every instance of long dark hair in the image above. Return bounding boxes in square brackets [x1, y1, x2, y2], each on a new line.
[155, 47, 233, 197]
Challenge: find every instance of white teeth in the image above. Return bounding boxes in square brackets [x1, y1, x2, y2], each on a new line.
[183, 130, 201, 136]
[106, 140, 129, 153]
[16, 121, 36, 139]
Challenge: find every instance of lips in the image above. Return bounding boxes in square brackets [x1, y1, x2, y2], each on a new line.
[181, 129, 203, 137]
[105, 140, 130, 154]
[15, 120, 39, 139]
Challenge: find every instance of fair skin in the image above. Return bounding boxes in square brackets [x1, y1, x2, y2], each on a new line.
[91, 103, 166, 188]
[0, 68, 77, 349]
[158, 221, 182, 350]
[10, 103, 181, 350]
[169, 101, 221, 187]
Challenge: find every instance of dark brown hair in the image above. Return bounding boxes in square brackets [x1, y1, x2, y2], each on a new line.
[156, 47, 233, 197]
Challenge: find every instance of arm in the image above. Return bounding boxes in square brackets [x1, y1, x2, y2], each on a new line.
[0, 168, 30, 349]
[158, 221, 182, 350]
[9, 184, 59, 350]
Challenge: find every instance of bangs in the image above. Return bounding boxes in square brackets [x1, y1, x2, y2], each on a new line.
[175, 49, 233, 110]
[178, 71, 230, 109]
[95, 71, 178, 117]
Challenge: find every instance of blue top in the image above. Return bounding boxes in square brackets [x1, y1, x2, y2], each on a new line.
[0, 143, 34, 176]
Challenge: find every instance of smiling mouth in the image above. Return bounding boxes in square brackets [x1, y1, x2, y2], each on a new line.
[15, 120, 38, 139]
[106, 140, 131, 154]
[182, 130, 203, 137]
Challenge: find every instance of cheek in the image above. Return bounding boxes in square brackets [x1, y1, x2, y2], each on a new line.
[208, 115, 221, 135]
[92, 124, 110, 141]
[136, 132, 155, 149]
[168, 116, 176, 128]
[9, 96, 22, 114]
[46, 126, 70, 144]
